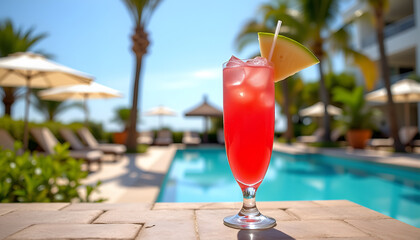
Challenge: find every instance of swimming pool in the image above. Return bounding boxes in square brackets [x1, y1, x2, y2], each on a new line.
[156, 147, 420, 228]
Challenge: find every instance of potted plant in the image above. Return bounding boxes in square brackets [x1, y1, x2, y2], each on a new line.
[333, 86, 378, 149]
[111, 107, 131, 144]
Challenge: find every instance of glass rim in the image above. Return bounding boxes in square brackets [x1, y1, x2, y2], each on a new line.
[222, 58, 274, 69]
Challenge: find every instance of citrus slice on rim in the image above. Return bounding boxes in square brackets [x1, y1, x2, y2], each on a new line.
[258, 32, 319, 82]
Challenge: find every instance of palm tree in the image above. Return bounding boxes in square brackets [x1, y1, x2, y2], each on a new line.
[237, 0, 377, 142]
[364, 0, 404, 152]
[274, 75, 304, 142]
[31, 90, 82, 121]
[121, 0, 162, 150]
[0, 19, 47, 116]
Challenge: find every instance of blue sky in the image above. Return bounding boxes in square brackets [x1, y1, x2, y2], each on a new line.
[0, 0, 346, 132]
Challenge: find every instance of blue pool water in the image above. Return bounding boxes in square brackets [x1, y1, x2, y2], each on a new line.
[157, 148, 420, 227]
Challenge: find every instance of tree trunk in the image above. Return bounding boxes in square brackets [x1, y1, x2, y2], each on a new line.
[281, 79, 293, 143]
[2, 87, 16, 116]
[126, 56, 143, 150]
[317, 59, 331, 142]
[374, 6, 405, 152]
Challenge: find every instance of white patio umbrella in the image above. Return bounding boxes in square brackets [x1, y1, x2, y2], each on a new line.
[299, 102, 342, 117]
[0, 52, 93, 149]
[144, 105, 177, 129]
[38, 82, 122, 126]
[366, 79, 420, 127]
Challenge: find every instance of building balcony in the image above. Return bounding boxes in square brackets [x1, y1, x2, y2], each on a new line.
[361, 15, 415, 48]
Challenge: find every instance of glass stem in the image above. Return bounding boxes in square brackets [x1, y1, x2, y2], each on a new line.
[239, 187, 260, 217]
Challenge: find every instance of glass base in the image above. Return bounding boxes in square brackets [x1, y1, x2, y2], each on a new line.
[223, 212, 276, 230]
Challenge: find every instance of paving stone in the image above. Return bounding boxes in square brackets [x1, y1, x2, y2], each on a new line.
[0, 221, 31, 240]
[0, 203, 69, 211]
[0, 210, 103, 239]
[95, 210, 196, 240]
[62, 202, 152, 211]
[0, 209, 103, 224]
[6, 223, 141, 240]
[287, 206, 390, 220]
[196, 209, 240, 240]
[94, 209, 192, 224]
[301, 238, 376, 240]
[313, 200, 361, 207]
[346, 219, 420, 240]
[153, 202, 241, 210]
[0, 209, 12, 216]
[258, 201, 320, 209]
[153, 201, 320, 211]
[196, 209, 297, 240]
[275, 220, 369, 239]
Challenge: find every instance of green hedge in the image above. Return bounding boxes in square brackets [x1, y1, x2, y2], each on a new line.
[0, 142, 104, 203]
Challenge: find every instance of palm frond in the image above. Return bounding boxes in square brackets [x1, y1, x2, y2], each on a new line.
[348, 50, 378, 90]
[122, 0, 162, 26]
[236, 20, 272, 52]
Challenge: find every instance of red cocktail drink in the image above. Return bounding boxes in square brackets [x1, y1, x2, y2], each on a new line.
[223, 56, 275, 188]
[222, 56, 276, 229]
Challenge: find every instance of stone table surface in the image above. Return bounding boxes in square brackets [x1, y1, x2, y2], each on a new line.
[0, 200, 419, 240]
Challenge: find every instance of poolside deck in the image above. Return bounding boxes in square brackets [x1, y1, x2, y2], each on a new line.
[85, 143, 420, 204]
[2, 144, 420, 239]
[273, 143, 420, 171]
[1, 200, 419, 239]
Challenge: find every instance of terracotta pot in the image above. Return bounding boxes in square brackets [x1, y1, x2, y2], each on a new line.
[346, 129, 372, 149]
[113, 131, 128, 144]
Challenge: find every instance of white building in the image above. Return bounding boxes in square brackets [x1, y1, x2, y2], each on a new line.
[344, 0, 420, 130]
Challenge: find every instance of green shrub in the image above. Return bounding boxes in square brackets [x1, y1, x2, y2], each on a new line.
[172, 131, 183, 143]
[0, 142, 104, 203]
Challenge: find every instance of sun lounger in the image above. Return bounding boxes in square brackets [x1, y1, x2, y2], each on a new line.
[137, 131, 154, 145]
[59, 128, 86, 150]
[154, 130, 173, 146]
[0, 128, 17, 151]
[368, 126, 418, 149]
[77, 127, 126, 161]
[297, 128, 325, 143]
[0, 129, 23, 154]
[217, 129, 225, 145]
[411, 139, 420, 151]
[30, 127, 102, 172]
[297, 128, 342, 144]
[182, 131, 201, 145]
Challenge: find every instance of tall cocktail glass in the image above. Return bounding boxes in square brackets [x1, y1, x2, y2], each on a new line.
[223, 56, 276, 229]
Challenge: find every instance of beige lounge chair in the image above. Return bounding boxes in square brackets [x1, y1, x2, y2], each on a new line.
[30, 127, 102, 172]
[297, 128, 342, 144]
[154, 130, 173, 146]
[182, 131, 201, 145]
[60, 128, 86, 150]
[297, 128, 325, 143]
[137, 131, 154, 145]
[368, 126, 418, 149]
[217, 129, 225, 145]
[77, 127, 126, 161]
[0, 128, 17, 151]
[0, 129, 23, 154]
[411, 139, 420, 151]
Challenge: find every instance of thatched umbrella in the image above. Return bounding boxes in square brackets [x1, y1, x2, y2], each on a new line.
[185, 96, 223, 142]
